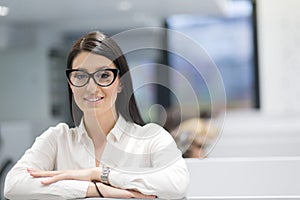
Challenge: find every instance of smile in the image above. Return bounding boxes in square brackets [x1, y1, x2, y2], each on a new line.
[84, 97, 104, 102]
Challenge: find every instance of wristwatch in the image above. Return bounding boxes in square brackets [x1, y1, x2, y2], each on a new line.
[101, 166, 110, 185]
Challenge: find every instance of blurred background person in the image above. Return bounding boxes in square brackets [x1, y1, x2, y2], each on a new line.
[171, 118, 218, 158]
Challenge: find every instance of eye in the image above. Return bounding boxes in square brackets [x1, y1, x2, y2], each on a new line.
[74, 74, 88, 80]
[95, 71, 112, 80]
[101, 73, 110, 79]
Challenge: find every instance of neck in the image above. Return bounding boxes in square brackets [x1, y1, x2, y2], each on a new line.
[83, 109, 118, 146]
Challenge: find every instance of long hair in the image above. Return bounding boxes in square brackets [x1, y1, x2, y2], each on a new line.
[66, 31, 144, 126]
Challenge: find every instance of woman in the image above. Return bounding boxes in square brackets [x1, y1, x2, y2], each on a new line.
[4, 31, 189, 199]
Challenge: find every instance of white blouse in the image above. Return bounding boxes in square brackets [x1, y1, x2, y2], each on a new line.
[4, 115, 189, 199]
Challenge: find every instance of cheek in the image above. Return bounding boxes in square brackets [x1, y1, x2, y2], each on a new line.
[104, 85, 119, 99]
[71, 87, 84, 102]
[70, 84, 79, 94]
[106, 80, 120, 96]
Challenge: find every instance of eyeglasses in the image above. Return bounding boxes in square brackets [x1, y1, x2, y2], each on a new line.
[66, 68, 119, 87]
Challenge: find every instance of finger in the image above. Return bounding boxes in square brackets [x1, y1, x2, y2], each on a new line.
[136, 192, 156, 198]
[131, 191, 156, 199]
[139, 194, 156, 199]
[27, 168, 38, 173]
[40, 177, 57, 185]
[41, 173, 70, 185]
[40, 177, 61, 185]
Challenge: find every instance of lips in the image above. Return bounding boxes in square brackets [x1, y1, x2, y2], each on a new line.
[84, 96, 104, 103]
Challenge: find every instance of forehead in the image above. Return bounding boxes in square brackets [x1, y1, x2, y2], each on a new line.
[72, 51, 115, 70]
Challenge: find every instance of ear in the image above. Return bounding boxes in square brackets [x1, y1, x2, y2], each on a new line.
[68, 82, 75, 93]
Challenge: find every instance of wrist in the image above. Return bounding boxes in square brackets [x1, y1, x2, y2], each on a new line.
[91, 167, 102, 181]
[86, 182, 98, 197]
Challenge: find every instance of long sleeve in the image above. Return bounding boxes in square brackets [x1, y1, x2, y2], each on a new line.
[109, 158, 189, 199]
[107, 124, 190, 199]
[4, 123, 90, 200]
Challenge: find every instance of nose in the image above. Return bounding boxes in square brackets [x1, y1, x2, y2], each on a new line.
[86, 77, 98, 93]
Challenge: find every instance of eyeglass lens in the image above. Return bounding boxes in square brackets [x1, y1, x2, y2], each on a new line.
[69, 70, 116, 87]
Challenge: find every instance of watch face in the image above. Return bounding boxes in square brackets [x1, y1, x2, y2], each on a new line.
[101, 167, 110, 184]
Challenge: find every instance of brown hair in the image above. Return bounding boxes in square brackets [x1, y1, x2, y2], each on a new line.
[66, 31, 144, 126]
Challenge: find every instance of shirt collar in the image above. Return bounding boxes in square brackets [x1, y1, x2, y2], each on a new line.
[76, 114, 133, 143]
[109, 114, 133, 142]
[77, 119, 87, 143]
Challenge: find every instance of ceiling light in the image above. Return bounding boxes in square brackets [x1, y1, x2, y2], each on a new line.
[0, 6, 9, 16]
[117, 1, 132, 11]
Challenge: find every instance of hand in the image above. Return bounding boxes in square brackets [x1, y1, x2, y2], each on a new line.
[88, 182, 156, 199]
[27, 167, 101, 185]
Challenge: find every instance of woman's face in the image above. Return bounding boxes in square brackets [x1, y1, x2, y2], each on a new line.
[70, 51, 121, 116]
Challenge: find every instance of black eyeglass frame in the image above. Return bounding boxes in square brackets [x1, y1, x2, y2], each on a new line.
[66, 68, 120, 87]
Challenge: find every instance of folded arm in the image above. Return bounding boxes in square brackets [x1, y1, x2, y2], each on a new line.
[107, 128, 190, 199]
[4, 124, 90, 199]
[4, 123, 156, 199]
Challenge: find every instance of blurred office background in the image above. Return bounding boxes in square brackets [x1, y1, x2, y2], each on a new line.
[1, 0, 300, 198]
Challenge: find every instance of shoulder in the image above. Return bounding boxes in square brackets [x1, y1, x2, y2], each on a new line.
[137, 122, 175, 143]
[37, 123, 74, 140]
[142, 123, 169, 135]
[45, 122, 72, 134]
[48, 122, 71, 131]
[139, 123, 182, 165]
[30, 123, 76, 151]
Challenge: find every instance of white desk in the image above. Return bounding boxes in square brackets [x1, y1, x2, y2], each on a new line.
[81, 198, 297, 200]
[186, 157, 300, 198]
[80, 156, 300, 200]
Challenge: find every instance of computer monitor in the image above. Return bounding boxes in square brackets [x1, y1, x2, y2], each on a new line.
[165, 0, 258, 118]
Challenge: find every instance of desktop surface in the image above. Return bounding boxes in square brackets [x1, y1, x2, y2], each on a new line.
[81, 197, 298, 200]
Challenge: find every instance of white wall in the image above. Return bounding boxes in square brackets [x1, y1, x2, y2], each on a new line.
[0, 47, 49, 121]
[209, 111, 300, 157]
[257, 0, 300, 114]
[0, 26, 63, 121]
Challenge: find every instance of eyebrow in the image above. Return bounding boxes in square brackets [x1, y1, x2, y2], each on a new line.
[75, 66, 113, 71]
